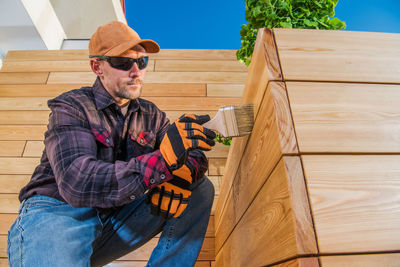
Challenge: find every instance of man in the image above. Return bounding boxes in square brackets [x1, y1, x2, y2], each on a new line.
[7, 21, 216, 267]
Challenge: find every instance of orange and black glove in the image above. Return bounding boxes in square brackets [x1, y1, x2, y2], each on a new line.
[160, 114, 216, 171]
[146, 164, 193, 219]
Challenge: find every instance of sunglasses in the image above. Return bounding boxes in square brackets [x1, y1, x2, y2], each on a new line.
[89, 55, 149, 71]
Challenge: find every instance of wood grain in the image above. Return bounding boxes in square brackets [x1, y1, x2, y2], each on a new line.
[155, 60, 247, 72]
[0, 214, 17, 235]
[274, 257, 319, 267]
[0, 258, 8, 266]
[47, 71, 248, 84]
[0, 141, 25, 157]
[0, 98, 49, 111]
[0, 158, 40, 175]
[320, 253, 400, 267]
[287, 82, 400, 153]
[23, 141, 44, 157]
[4, 49, 238, 61]
[0, 126, 46, 141]
[0, 73, 49, 85]
[0, 83, 206, 97]
[216, 157, 316, 267]
[0, 195, 19, 214]
[0, 175, 30, 194]
[274, 28, 400, 83]
[302, 155, 400, 253]
[208, 158, 226, 176]
[215, 82, 285, 251]
[0, 235, 7, 258]
[206, 84, 245, 97]
[107, 261, 211, 267]
[1, 60, 93, 72]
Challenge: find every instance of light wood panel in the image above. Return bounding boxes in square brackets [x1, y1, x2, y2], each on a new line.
[106, 261, 211, 267]
[22, 141, 44, 157]
[0, 214, 17, 235]
[274, 257, 319, 267]
[216, 157, 316, 267]
[215, 28, 282, 230]
[215, 81, 299, 252]
[47, 71, 248, 84]
[0, 73, 49, 85]
[274, 28, 400, 83]
[0, 175, 30, 194]
[0, 83, 206, 97]
[206, 84, 244, 97]
[0, 126, 46, 141]
[320, 253, 400, 267]
[0, 258, 8, 266]
[0, 141, 25, 157]
[0, 195, 19, 214]
[4, 49, 238, 61]
[303, 155, 400, 253]
[0, 158, 40, 175]
[208, 158, 226, 176]
[0, 236, 7, 258]
[287, 82, 400, 153]
[0, 98, 49, 111]
[155, 60, 247, 72]
[119, 237, 215, 261]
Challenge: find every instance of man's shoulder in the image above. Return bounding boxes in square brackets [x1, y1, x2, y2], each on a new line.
[137, 97, 163, 113]
[48, 86, 94, 109]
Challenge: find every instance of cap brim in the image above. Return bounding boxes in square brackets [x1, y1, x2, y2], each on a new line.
[105, 39, 160, 56]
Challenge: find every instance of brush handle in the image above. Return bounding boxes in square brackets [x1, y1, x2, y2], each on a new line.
[202, 110, 227, 137]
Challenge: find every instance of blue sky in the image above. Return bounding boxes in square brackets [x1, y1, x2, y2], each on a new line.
[126, 0, 400, 50]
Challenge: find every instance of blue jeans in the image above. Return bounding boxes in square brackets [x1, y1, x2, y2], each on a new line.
[7, 177, 214, 267]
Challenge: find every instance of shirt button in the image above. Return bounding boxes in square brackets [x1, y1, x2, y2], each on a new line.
[160, 174, 165, 180]
[130, 195, 136, 200]
[140, 139, 145, 145]
[150, 178, 155, 184]
[106, 138, 110, 144]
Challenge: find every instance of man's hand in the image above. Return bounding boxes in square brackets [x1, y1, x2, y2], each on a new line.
[160, 114, 216, 171]
[146, 163, 199, 219]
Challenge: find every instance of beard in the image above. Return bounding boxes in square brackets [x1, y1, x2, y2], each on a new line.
[116, 78, 143, 100]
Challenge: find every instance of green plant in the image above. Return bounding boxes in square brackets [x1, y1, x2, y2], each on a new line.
[214, 133, 232, 146]
[237, 0, 346, 66]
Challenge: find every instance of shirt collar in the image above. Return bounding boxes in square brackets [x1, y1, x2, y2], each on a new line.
[92, 77, 147, 112]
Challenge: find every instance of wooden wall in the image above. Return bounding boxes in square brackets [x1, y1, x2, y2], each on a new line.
[0, 49, 248, 266]
[215, 28, 400, 266]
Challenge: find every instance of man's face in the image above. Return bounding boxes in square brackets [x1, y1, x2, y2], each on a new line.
[96, 45, 148, 105]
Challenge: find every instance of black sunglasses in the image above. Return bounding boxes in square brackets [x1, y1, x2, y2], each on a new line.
[89, 55, 149, 70]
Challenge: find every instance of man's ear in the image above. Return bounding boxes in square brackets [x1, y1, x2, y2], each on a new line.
[90, 59, 103, 77]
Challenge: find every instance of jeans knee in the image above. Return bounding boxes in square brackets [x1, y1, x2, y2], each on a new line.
[193, 176, 215, 209]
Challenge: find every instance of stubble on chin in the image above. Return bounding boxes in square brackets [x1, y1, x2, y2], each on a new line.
[119, 78, 143, 100]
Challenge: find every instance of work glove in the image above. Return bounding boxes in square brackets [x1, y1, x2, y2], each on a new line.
[147, 156, 206, 219]
[160, 114, 216, 171]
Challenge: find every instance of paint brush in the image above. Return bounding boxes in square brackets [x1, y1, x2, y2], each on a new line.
[203, 103, 254, 137]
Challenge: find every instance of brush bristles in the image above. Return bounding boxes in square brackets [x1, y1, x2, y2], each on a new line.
[233, 103, 254, 136]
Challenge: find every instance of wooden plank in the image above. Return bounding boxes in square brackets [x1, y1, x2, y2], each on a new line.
[215, 82, 297, 251]
[0, 111, 49, 125]
[0, 258, 9, 266]
[0, 141, 25, 157]
[215, 28, 284, 228]
[302, 155, 400, 253]
[0, 110, 216, 125]
[287, 82, 400, 153]
[119, 237, 215, 261]
[0, 60, 154, 73]
[107, 261, 211, 267]
[206, 84, 244, 97]
[23, 141, 44, 157]
[0, 158, 39, 175]
[0, 83, 205, 97]
[0, 194, 20, 214]
[204, 142, 230, 158]
[0, 84, 87, 97]
[0, 175, 30, 194]
[47, 71, 248, 84]
[4, 49, 238, 61]
[208, 158, 226, 176]
[0, 73, 48, 85]
[274, 28, 400, 83]
[273, 257, 319, 267]
[0, 235, 7, 258]
[0, 97, 241, 111]
[320, 254, 400, 267]
[155, 60, 247, 72]
[0, 126, 46, 141]
[208, 176, 221, 196]
[0, 214, 17, 235]
[215, 157, 317, 267]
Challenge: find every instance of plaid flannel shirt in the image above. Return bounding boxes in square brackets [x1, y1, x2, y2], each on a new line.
[19, 78, 208, 209]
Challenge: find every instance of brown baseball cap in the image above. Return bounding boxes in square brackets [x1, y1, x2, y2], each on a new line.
[89, 21, 160, 56]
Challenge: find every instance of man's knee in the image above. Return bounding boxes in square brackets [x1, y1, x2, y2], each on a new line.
[191, 176, 215, 209]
